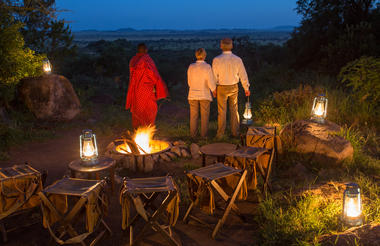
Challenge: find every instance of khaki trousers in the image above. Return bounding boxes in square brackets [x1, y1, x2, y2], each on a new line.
[217, 84, 240, 137]
[189, 100, 210, 138]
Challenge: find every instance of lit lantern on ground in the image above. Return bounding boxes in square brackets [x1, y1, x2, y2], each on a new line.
[342, 183, 363, 227]
[242, 98, 253, 125]
[311, 94, 328, 124]
[80, 129, 98, 164]
[42, 58, 52, 74]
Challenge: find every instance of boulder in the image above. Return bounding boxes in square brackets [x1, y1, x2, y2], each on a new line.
[19, 74, 80, 121]
[280, 120, 353, 165]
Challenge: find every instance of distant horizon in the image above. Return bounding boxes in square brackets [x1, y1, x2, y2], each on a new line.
[71, 25, 297, 32]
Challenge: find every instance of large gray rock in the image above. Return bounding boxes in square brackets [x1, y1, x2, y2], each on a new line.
[19, 74, 80, 121]
[280, 120, 353, 165]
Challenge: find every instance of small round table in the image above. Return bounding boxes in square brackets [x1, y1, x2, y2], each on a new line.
[200, 143, 237, 166]
[68, 157, 116, 192]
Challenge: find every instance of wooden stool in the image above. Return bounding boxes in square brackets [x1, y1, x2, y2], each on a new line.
[200, 143, 237, 167]
[225, 146, 269, 193]
[0, 165, 44, 243]
[68, 157, 116, 192]
[38, 178, 111, 246]
[183, 163, 247, 239]
[120, 176, 180, 246]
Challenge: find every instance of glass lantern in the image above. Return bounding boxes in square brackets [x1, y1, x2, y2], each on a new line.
[342, 183, 363, 226]
[242, 99, 253, 125]
[42, 58, 52, 74]
[80, 129, 98, 164]
[311, 94, 328, 124]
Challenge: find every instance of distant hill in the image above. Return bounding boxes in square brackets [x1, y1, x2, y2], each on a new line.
[272, 25, 295, 31]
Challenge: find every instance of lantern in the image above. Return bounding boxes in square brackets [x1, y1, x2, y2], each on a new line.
[242, 98, 253, 125]
[80, 129, 98, 164]
[42, 58, 52, 74]
[311, 94, 328, 124]
[342, 183, 363, 226]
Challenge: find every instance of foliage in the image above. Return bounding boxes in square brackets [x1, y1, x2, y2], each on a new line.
[256, 193, 341, 245]
[288, 0, 380, 73]
[339, 56, 380, 113]
[5, 0, 75, 71]
[0, 4, 44, 106]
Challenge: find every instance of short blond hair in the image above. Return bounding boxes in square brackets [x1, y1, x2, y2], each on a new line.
[220, 38, 233, 51]
[195, 48, 206, 60]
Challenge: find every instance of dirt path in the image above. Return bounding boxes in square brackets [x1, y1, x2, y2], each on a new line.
[0, 126, 260, 246]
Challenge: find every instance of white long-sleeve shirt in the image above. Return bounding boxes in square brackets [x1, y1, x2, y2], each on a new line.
[187, 61, 217, 101]
[212, 51, 250, 91]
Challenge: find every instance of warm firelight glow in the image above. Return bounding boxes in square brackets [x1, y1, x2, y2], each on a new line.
[43, 59, 52, 74]
[314, 102, 325, 116]
[243, 108, 252, 119]
[83, 140, 95, 157]
[346, 198, 361, 218]
[116, 125, 170, 155]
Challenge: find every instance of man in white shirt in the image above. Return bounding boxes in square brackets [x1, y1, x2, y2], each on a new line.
[212, 38, 250, 138]
[187, 48, 217, 138]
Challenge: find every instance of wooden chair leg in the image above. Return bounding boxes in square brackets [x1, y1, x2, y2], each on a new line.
[151, 221, 179, 246]
[0, 221, 7, 243]
[212, 170, 247, 239]
[183, 202, 195, 223]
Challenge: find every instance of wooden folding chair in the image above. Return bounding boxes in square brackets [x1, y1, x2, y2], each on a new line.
[225, 146, 273, 195]
[243, 126, 279, 193]
[183, 163, 247, 239]
[38, 178, 111, 246]
[0, 165, 44, 243]
[120, 176, 180, 246]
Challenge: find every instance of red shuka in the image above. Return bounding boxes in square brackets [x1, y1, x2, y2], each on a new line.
[126, 53, 168, 128]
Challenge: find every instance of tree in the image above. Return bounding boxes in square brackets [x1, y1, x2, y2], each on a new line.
[4, 0, 75, 69]
[288, 0, 380, 73]
[0, 2, 45, 108]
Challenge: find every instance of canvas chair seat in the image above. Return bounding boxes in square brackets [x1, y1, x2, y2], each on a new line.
[120, 176, 180, 246]
[0, 165, 43, 242]
[39, 178, 111, 246]
[184, 163, 247, 239]
[123, 176, 176, 194]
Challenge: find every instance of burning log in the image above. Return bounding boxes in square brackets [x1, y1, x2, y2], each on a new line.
[120, 131, 140, 155]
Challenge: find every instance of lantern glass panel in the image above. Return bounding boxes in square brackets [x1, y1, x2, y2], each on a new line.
[80, 130, 98, 161]
[311, 94, 328, 123]
[343, 183, 363, 226]
[43, 59, 52, 74]
[243, 102, 252, 120]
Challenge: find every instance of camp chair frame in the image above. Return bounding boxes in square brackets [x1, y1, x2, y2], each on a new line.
[120, 176, 180, 246]
[183, 163, 247, 239]
[38, 178, 111, 246]
[0, 165, 46, 243]
[242, 126, 277, 194]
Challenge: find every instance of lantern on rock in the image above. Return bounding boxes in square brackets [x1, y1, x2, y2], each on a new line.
[42, 58, 52, 74]
[242, 97, 253, 125]
[80, 129, 98, 164]
[311, 94, 328, 124]
[342, 183, 363, 227]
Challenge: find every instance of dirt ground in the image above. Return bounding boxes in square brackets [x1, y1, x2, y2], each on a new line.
[0, 126, 260, 246]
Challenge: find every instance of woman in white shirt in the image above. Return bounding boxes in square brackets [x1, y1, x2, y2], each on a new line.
[187, 48, 217, 138]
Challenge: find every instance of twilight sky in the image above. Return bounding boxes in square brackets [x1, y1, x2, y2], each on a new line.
[56, 0, 301, 30]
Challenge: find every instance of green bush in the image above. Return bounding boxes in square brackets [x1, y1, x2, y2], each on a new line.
[0, 8, 44, 106]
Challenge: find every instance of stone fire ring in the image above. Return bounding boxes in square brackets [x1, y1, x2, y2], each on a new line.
[104, 139, 191, 173]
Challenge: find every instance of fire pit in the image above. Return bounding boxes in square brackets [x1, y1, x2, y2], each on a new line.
[105, 126, 190, 173]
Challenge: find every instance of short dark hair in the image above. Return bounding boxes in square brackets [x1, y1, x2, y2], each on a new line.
[137, 43, 147, 53]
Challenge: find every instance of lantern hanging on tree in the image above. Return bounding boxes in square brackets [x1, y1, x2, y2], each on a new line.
[311, 93, 328, 124]
[80, 129, 98, 165]
[42, 58, 52, 74]
[342, 183, 363, 227]
[242, 97, 253, 125]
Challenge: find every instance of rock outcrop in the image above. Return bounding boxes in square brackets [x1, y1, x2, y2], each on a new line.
[19, 74, 81, 121]
[280, 120, 353, 165]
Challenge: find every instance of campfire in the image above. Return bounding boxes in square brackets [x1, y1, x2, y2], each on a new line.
[115, 125, 170, 155]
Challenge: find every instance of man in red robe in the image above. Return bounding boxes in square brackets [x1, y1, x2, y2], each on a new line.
[126, 43, 169, 128]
